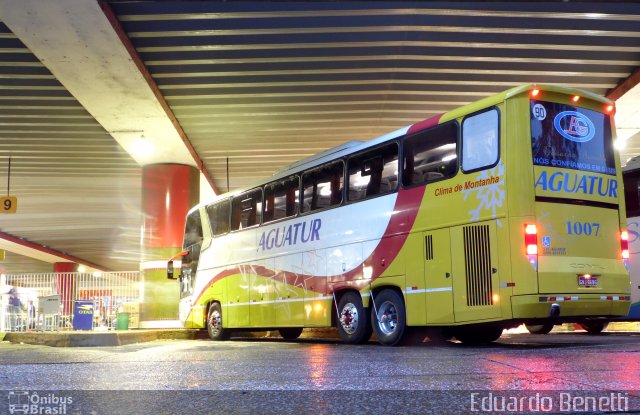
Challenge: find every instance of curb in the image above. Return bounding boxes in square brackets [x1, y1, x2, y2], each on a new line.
[2, 328, 341, 347]
[3, 329, 200, 347]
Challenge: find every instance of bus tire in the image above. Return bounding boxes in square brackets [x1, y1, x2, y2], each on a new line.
[371, 289, 406, 346]
[581, 321, 609, 334]
[207, 302, 230, 341]
[454, 325, 503, 345]
[525, 323, 554, 335]
[279, 327, 303, 340]
[336, 292, 371, 344]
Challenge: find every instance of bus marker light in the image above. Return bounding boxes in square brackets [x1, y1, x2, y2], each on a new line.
[531, 88, 540, 97]
[492, 294, 499, 303]
[572, 95, 580, 102]
[606, 104, 614, 113]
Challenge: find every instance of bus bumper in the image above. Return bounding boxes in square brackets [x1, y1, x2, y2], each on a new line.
[512, 294, 630, 319]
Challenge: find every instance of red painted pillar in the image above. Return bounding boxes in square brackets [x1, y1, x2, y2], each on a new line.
[53, 262, 78, 316]
[141, 164, 199, 322]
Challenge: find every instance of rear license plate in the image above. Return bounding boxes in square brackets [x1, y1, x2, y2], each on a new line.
[578, 275, 598, 287]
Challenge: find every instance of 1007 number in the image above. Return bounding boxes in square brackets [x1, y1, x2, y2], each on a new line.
[566, 221, 600, 236]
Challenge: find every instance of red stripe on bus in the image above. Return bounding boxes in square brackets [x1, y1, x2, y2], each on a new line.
[192, 185, 426, 304]
[406, 114, 443, 135]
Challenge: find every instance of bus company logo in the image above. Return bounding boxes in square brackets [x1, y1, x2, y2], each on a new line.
[7, 391, 73, 414]
[77, 304, 93, 314]
[553, 111, 595, 143]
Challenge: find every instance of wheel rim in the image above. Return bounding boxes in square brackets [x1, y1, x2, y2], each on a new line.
[376, 301, 398, 335]
[208, 308, 222, 336]
[340, 302, 359, 335]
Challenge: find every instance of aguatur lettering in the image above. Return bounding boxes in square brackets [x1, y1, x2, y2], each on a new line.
[534, 171, 617, 199]
[258, 218, 321, 252]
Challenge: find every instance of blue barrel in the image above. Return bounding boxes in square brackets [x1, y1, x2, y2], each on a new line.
[73, 300, 94, 330]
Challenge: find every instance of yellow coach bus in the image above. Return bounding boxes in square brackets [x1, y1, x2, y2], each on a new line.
[168, 84, 630, 345]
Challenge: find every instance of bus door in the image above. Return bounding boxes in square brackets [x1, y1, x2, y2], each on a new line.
[303, 249, 329, 326]
[451, 221, 502, 322]
[274, 253, 305, 326]
[250, 259, 276, 328]
[227, 263, 251, 328]
[423, 228, 455, 324]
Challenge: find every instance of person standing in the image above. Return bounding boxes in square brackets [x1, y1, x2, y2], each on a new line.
[8, 288, 24, 331]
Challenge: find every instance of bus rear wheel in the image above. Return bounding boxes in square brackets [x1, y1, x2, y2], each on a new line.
[207, 303, 230, 341]
[371, 289, 406, 346]
[525, 323, 554, 335]
[336, 292, 372, 344]
[279, 327, 303, 340]
[581, 321, 609, 334]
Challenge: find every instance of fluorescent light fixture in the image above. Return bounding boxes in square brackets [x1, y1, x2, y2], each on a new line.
[130, 136, 155, 158]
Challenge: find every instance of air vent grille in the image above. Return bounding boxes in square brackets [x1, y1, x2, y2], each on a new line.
[425, 235, 433, 260]
[463, 225, 493, 306]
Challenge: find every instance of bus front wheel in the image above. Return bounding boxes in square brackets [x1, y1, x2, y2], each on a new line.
[371, 289, 406, 346]
[336, 292, 372, 344]
[581, 321, 609, 334]
[207, 303, 230, 341]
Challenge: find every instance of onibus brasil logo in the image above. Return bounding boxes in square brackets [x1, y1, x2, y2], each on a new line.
[8, 391, 73, 414]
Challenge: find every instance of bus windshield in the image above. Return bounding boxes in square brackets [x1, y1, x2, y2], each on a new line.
[530, 100, 615, 176]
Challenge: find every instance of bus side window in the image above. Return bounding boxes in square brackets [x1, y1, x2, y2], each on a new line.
[264, 187, 275, 223]
[403, 122, 458, 186]
[348, 142, 399, 202]
[462, 108, 499, 172]
[231, 188, 262, 230]
[183, 209, 203, 249]
[205, 199, 230, 237]
[217, 200, 230, 234]
[264, 175, 299, 223]
[302, 161, 344, 212]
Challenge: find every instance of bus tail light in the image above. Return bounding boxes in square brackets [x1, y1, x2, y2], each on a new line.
[621, 230, 630, 272]
[525, 224, 538, 271]
[621, 230, 629, 259]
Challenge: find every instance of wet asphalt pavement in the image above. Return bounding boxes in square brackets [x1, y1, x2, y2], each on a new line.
[0, 331, 639, 414]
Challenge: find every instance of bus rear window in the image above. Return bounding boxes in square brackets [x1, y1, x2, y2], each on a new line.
[531, 100, 615, 175]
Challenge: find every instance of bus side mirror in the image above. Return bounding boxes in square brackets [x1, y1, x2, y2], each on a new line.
[167, 250, 188, 280]
[167, 260, 175, 280]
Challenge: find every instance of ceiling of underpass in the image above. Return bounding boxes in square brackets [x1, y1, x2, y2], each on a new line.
[0, 1, 639, 274]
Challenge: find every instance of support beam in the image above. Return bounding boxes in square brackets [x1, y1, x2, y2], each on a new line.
[0, 0, 217, 194]
[607, 67, 640, 102]
[0, 231, 108, 272]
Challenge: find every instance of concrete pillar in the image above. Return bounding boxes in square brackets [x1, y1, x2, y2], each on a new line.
[53, 262, 78, 315]
[141, 163, 199, 323]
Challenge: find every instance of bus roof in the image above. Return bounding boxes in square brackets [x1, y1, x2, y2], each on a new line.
[192, 83, 613, 212]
